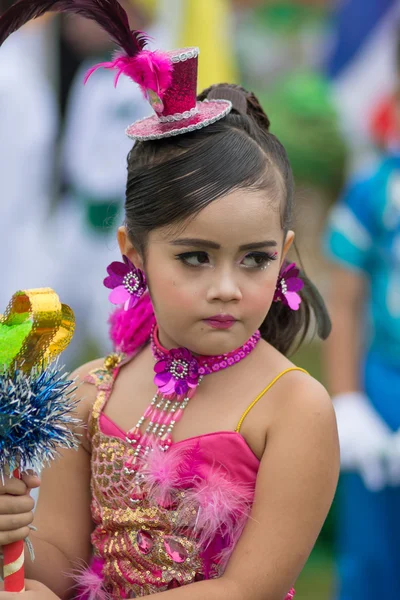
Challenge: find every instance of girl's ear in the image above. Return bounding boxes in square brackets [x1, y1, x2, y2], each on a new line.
[117, 226, 144, 270]
[281, 230, 295, 265]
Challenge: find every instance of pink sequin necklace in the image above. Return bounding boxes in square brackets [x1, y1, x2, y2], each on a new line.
[124, 326, 260, 474]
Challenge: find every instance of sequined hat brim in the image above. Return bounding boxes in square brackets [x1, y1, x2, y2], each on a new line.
[126, 100, 232, 141]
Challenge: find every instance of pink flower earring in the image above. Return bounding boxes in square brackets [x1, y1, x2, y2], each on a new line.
[104, 255, 147, 310]
[273, 262, 304, 311]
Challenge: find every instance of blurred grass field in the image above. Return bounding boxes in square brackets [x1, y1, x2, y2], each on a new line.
[292, 340, 336, 600]
[296, 549, 335, 599]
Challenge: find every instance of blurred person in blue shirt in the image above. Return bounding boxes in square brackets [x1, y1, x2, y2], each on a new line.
[324, 35, 400, 600]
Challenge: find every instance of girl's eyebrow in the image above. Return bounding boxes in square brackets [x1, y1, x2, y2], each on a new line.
[170, 238, 278, 250]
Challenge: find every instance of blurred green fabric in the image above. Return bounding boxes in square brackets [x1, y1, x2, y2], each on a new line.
[263, 72, 348, 196]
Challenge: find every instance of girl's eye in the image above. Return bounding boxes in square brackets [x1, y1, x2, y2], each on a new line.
[241, 252, 277, 269]
[176, 251, 210, 267]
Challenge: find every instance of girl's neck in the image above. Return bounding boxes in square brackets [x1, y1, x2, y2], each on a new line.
[156, 325, 185, 353]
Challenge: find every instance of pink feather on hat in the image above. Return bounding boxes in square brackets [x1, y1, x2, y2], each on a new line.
[84, 49, 173, 98]
[0, 0, 173, 100]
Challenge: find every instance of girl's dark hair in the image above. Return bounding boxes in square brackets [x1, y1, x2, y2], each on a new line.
[0, 0, 14, 14]
[125, 83, 331, 356]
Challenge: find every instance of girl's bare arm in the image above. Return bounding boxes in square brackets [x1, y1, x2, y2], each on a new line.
[25, 360, 103, 599]
[156, 373, 339, 600]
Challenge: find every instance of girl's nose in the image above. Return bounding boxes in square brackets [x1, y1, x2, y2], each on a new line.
[206, 268, 243, 303]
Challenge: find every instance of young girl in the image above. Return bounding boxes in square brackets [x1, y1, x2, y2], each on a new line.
[0, 1, 339, 599]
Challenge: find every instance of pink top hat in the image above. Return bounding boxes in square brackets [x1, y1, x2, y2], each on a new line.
[0, 0, 232, 141]
[125, 47, 232, 141]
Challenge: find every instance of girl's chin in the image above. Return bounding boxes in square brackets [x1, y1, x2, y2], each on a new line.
[158, 322, 253, 355]
[188, 331, 250, 356]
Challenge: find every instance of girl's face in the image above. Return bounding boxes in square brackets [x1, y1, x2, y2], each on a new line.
[120, 188, 294, 355]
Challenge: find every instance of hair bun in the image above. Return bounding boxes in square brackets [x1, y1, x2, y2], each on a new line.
[246, 92, 271, 132]
[207, 86, 248, 116]
[199, 84, 271, 132]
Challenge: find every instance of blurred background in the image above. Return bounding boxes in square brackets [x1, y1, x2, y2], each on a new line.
[2, 0, 400, 598]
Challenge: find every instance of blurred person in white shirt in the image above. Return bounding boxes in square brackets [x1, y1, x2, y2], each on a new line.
[0, 4, 57, 311]
[53, 1, 167, 367]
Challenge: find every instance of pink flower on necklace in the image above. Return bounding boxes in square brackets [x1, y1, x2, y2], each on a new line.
[274, 262, 304, 311]
[154, 347, 200, 397]
[104, 255, 146, 310]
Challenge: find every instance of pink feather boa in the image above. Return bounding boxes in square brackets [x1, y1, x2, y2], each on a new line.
[85, 50, 173, 99]
[108, 292, 156, 355]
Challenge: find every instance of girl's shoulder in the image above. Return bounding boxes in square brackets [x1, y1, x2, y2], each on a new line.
[71, 355, 111, 390]
[271, 362, 335, 440]
[237, 342, 336, 462]
[257, 341, 334, 424]
[72, 353, 125, 390]
[70, 355, 121, 449]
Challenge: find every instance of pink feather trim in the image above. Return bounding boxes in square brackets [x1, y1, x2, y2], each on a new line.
[71, 558, 110, 600]
[140, 444, 255, 566]
[176, 467, 254, 561]
[84, 49, 173, 98]
[140, 441, 203, 508]
[108, 292, 156, 355]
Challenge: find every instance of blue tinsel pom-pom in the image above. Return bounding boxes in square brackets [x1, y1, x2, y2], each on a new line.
[0, 362, 79, 475]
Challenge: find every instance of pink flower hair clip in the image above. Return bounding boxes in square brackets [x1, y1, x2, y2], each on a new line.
[273, 262, 304, 311]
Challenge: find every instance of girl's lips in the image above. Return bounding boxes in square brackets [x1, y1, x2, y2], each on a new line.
[204, 316, 237, 329]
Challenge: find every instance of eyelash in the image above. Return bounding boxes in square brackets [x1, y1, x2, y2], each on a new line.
[175, 251, 278, 269]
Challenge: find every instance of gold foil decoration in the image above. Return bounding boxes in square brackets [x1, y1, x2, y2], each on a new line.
[104, 353, 122, 371]
[0, 288, 75, 373]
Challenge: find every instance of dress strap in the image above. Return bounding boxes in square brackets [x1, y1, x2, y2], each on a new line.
[85, 353, 124, 439]
[235, 367, 308, 433]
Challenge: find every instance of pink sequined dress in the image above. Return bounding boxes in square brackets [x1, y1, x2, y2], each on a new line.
[76, 354, 298, 599]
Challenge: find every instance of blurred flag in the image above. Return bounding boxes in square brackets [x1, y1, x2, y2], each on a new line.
[154, 0, 237, 90]
[327, 0, 400, 156]
[370, 93, 398, 150]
